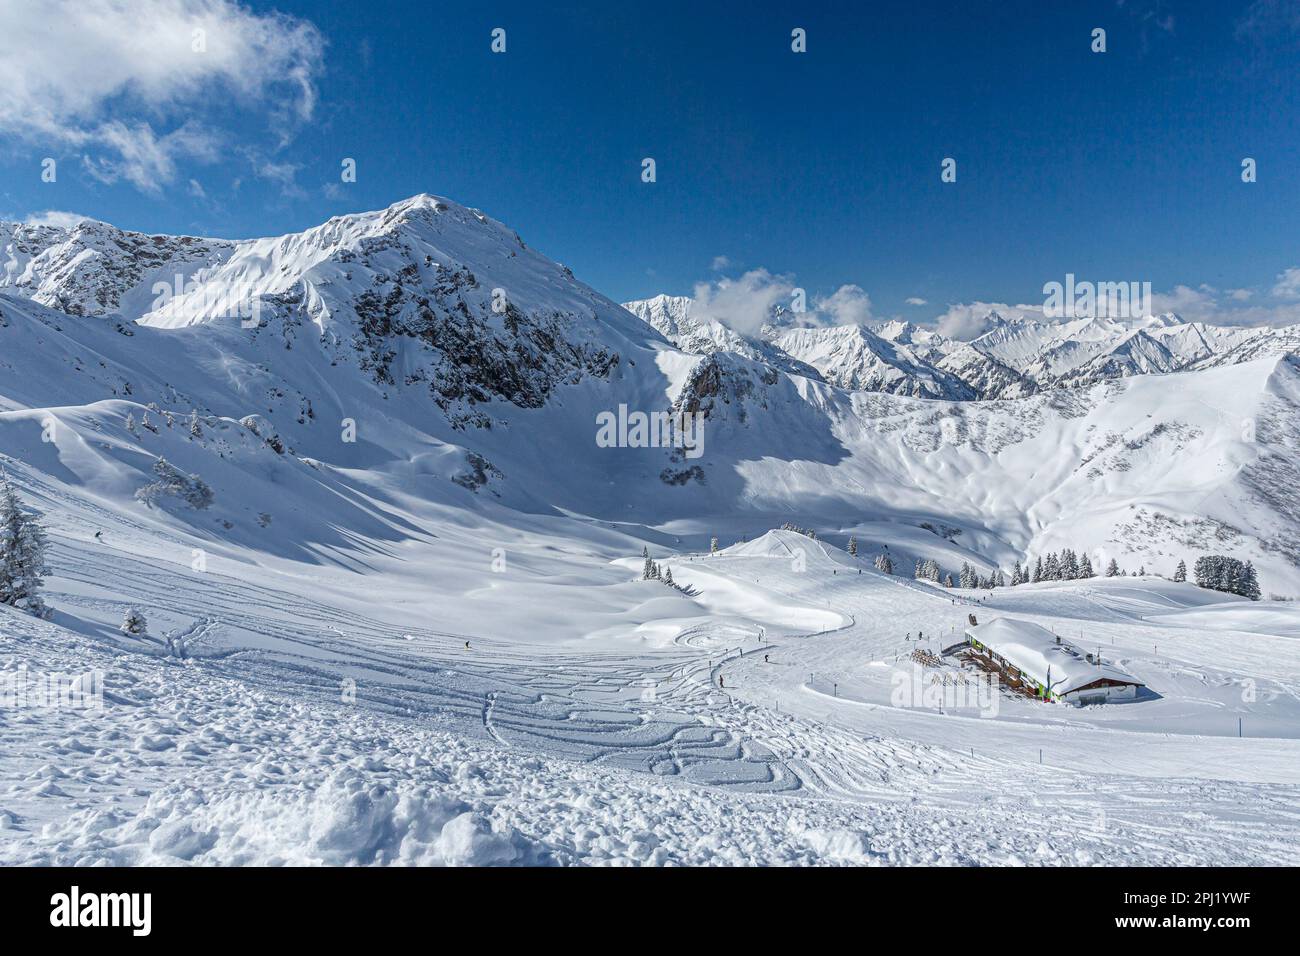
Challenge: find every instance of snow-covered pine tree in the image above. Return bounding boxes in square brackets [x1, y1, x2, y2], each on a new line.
[135, 458, 214, 510]
[994, 570, 1005, 588]
[914, 559, 925, 580]
[1032, 557, 1043, 583]
[1044, 552, 1060, 580]
[944, 573, 954, 588]
[875, 553, 894, 575]
[189, 410, 202, 438]
[642, 547, 655, 581]
[663, 567, 674, 587]
[710, 536, 719, 555]
[1079, 554, 1094, 578]
[1062, 549, 1078, 580]
[1193, 555, 1259, 600]
[847, 536, 857, 556]
[1173, 559, 1187, 583]
[0, 473, 50, 617]
[1011, 560, 1023, 586]
[121, 607, 148, 635]
[1193, 556, 1220, 590]
[959, 562, 976, 589]
[1105, 558, 1120, 577]
[1240, 561, 1261, 601]
[125, 412, 136, 433]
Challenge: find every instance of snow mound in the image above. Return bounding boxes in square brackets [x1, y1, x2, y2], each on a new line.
[721, 529, 842, 563]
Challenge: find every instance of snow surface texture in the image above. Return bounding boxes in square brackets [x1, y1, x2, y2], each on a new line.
[1, 197, 1298, 866]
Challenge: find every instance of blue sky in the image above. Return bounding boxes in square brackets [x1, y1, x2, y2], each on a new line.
[2, 0, 1299, 331]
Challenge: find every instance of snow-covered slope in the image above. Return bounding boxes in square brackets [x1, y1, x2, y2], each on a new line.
[3, 196, 1299, 594]
[2, 195, 1299, 866]
[771, 325, 974, 399]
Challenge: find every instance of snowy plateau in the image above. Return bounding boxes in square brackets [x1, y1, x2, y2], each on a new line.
[1, 194, 1298, 866]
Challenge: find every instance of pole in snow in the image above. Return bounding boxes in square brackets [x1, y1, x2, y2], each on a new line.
[1239, 717, 1243, 738]
[1039, 749, 1043, 764]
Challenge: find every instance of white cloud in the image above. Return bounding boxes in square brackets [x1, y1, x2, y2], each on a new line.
[244, 152, 304, 197]
[933, 301, 1041, 340]
[815, 284, 872, 326]
[691, 270, 878, 336]
[691, 269, 795, 337]
[905, 296, 927, 306]
[710, 255, 731, 271]
[927, 277, 1300, 337]
[22, 209, 94, 229]
[0, 0, 324, 193]
[1271, 267, 1300, 299]
[1150, 283, 1219, 320]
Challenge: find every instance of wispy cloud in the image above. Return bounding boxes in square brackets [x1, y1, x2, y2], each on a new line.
[0, 0, 324, 194]
[22, 209, 94, 229]
[930, 272, 1300, 340]
[1270, 267, 1300, 299]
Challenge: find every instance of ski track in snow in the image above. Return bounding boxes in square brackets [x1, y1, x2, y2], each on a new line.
[3, 196, 1299, 867]
[3, 520, 1299, 866]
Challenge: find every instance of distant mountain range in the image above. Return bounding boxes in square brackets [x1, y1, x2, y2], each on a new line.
[623, 293, 1300, 400]
[2, 196, 1298, 597]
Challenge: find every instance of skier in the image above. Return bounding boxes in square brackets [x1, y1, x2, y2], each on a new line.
[764, 654, 769, 663]
[464, 640, 470, 649]
[94, 531, 104, 542]
[718, 675, 724, 688]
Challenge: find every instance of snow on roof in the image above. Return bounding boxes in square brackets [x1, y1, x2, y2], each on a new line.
[965, 618, 1143, 695]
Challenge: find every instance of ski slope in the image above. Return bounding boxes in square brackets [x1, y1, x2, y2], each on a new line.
[1, 196, 1298, 866]
[3, 514, 1298, 865]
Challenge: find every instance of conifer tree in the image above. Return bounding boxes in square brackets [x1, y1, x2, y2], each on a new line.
[1240, 561, 1261, 601]
[0, 473, 50, 616]
[1044, 552, 1060, 580]
[1173, 559, 1187, 583]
